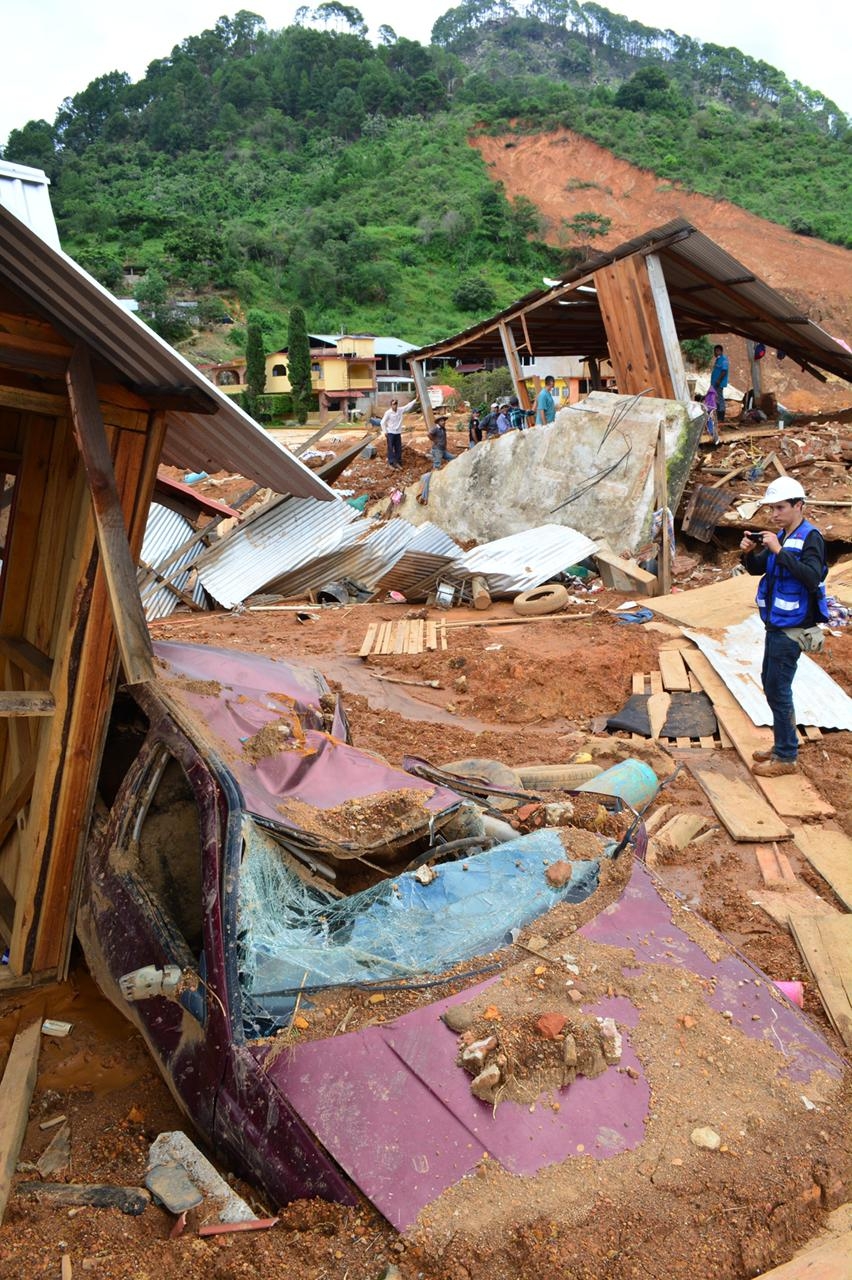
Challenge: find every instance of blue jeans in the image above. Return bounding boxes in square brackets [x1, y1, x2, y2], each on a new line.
[386, 432, 402, 466]
[761, 629, 800, 761]
[431, 446, 453, 469]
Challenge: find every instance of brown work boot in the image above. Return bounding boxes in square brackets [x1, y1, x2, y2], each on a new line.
[752, 757, 797, 777]
[752, 748, 775, 762]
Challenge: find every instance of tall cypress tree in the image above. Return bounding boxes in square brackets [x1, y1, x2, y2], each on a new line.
[244, 321, 266, 419]
[287, 306, 312, 425]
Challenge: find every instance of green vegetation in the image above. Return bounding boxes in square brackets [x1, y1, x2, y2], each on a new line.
[287, 305, 313, 424]
[2, 3, 849, 348]
[244, 321, 266, 417]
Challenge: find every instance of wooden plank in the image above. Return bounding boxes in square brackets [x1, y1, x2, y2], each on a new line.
[647, 691, 670, 740]
[426, 621, 437, 651]
[440, 620, 447, 651]
[675, 736, 691, 748]
[655, 813, 708, 848]
[802, 725, 822, 741]
[755, 843, 798, 888]
[0, 760, 35, 849]
[0, 1018, 41, 1225]
[0, 637, 52, 685]
[596, 255, 675, 399]
[648, 571, 758, 629]
[416, 619, 425, 654]
[690, 762, 790, 841]
[359, 623, 378, 658]
[645, 254, 689, 403]
[393, 621, 406, 655]
[752, 888, 838, 931]
[378, 622, 392, 655]
[751, 1213, 852, 1279]
[66, 345, 154, 686]
[0, 692, 55, 716]
[658, 649, 690, 691]
[631, 672, 645, 695]
[698, 735, 716, 749]
[594, 550, 657, 596]
[681, 649, 834, 820]
[648, 671, 663, 694]
[654, 422, 672, 595]
[789, 914, 852, 1050]
[791, 825, 852, 911]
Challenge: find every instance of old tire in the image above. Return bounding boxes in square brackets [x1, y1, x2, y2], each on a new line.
[512, 583, 570, 616]
[515, 763, 603, 791]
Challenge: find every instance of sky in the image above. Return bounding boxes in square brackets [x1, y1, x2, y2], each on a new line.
[2, 0, 849, 147]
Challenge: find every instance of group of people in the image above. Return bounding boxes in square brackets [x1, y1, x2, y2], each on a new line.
[379, 375, 561, 472]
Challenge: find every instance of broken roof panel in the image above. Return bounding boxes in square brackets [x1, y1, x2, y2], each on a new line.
[196, 495, 367, 609]
[451, 525, 598, 596]
[0, 204, 334, 500]
[410, 219, 852, 385]
[138, 502, 209, 621]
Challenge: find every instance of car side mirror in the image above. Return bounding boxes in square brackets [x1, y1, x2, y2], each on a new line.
[119, 964, 200, 1004]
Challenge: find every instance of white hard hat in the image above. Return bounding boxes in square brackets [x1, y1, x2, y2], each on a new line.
[764, 478, 805, 503]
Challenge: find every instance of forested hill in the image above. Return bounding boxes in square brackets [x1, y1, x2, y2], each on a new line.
[3, 3, 850, 349]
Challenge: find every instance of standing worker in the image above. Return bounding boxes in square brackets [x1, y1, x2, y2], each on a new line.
[711, 344, 729, 423]
[428, 409, 454, 469]
[535, 375, 557, 425]
[741, 478, 828, 777]
[380, 395, 417, 470]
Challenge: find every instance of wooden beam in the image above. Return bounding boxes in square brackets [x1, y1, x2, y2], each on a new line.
[0, 333, 69, 379]
[0, 385, 67, 417]
[645, 254, 689, 402]
[0, 1018, 41, 1226]
[137, 559, 204, 612]
[409, 359, 435, 434]
[0, 637, 52, 686]
[498, 323, 533, 411]
[65, 344, 155, 686]
[654, 423, 672, 595]
[0, 693, 54, 716]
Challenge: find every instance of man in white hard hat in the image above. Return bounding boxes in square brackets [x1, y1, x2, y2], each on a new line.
[740, 478, 828, 776]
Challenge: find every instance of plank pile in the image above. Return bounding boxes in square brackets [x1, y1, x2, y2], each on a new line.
[359, 617, 447, 657]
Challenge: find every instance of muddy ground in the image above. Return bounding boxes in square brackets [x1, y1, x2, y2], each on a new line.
[2, 429, 851, 1280]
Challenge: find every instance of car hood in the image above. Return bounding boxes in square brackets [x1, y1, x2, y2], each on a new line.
[253, 859, 843, 1232]
[151, 641, 460, 853]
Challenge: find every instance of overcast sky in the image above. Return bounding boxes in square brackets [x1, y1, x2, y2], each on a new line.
[2, 0, 849, 147]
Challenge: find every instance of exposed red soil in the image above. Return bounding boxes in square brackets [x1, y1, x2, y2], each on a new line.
[475, 130, 852, 411]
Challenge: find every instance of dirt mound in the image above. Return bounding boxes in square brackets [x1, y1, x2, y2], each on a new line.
[474, 130, 852, 410]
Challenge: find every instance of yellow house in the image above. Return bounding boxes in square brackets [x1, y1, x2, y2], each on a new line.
[267, 334, 376, 413]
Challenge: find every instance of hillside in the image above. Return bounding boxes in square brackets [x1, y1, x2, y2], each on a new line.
[476, 128, 852, 408]
[2, 5, 850, 371]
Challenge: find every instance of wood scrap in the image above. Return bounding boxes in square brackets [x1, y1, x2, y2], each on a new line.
[372, 674, 442, 689]
[36, 1120, 71, 1178]
[15, 1182, 151, 1215]
[658, 649, 691, 691]
[647, 691, 670, 741]
[654, 813, 709, 849]
[643, 804, 672, 835]
[0, 1019, 41, 1225]
[790, 825, 852, 911]
[755, 843, 797, 889]
[788, 914, 852, 1050]
[690, 762, 790, 842]
[752, 887, 838, 931]
[594, 549, 657, 596]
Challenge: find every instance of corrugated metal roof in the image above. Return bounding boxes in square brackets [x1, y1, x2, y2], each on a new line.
[450, 525, 599, 596]
[195, 495, 366, 608]
[0, 161, 60, 250]
[686, 617, 852, 731]
[369, 523, 461, 599]
[409, 219, 852, 385]
[0, 203, 334, 500]
[138, 502, 209, 621]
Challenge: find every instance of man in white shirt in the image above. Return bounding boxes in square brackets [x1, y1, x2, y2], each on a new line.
[380, 397, 417, 469]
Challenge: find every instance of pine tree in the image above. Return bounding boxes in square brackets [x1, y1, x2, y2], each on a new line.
[287, 306, 312, 425]
[244, 321, 266, 419]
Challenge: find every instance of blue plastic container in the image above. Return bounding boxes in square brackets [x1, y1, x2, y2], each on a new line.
[579, 759, 659, 809]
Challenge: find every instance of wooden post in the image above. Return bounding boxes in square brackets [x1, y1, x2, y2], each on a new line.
[409, 359, 435, 435]
[0, 1019, 41, 1225]
[654, 421, 672, 596]
[746, 340, 763, 402]
[498, 323, 532, 411]
[65, 344, 155, 686]
[645, 254, 689, 402]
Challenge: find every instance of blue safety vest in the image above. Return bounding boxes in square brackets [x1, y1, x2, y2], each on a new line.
[755, 519, 829, 628]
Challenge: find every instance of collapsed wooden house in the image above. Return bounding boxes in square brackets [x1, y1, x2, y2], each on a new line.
[407, 218, 852, 418]
[0, 184, 332, 986]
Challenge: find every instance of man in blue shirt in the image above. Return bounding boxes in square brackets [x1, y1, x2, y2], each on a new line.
[535, 375, 556, 425]
[711, 345, 729, 422]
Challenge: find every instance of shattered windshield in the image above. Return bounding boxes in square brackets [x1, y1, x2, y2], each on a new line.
[236, 818, 611, 1026]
